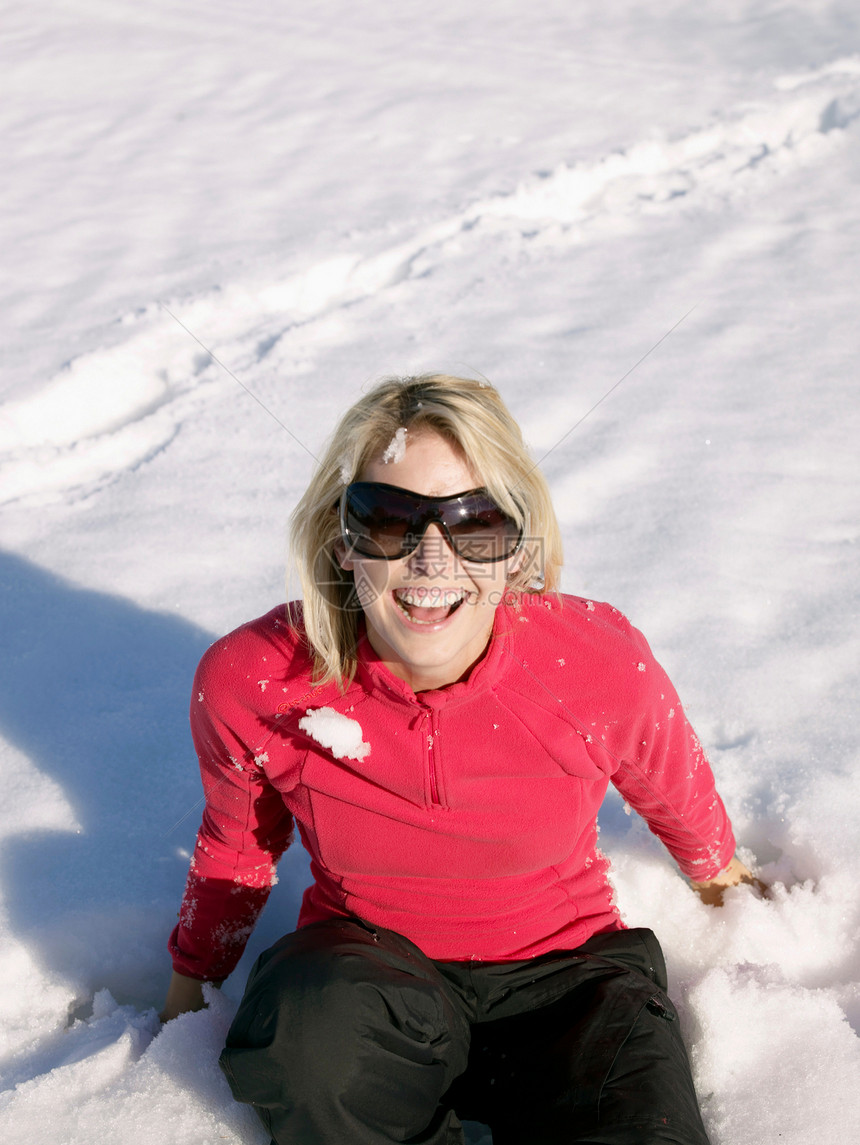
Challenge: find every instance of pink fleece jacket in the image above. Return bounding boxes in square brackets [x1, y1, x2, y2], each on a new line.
[168, 594, 735, 981]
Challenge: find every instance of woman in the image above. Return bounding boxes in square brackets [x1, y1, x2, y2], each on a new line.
[162, 374, 758, 1144]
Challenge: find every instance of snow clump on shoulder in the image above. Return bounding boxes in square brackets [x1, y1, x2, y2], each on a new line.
[299, 707, 371, 760]
[381, 426, 408, 464]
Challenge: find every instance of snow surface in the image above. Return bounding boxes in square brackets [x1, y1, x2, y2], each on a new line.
[1, 1, 859, 1142]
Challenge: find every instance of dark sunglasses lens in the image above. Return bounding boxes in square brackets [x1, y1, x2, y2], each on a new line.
[448, 502, 522, 561]
[344, 488, 418, 557]
[344, 485, 521, 562]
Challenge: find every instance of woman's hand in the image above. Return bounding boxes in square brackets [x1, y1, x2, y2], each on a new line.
[690, 855, 768, 906]
[160, 970, 216, 1023]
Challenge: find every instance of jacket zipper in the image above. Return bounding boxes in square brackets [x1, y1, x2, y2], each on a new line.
[425, 708, 441, 807]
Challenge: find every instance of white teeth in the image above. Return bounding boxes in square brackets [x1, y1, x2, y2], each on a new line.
[395, 588, 465, 608]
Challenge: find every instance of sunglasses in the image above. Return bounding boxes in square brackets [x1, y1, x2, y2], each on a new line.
[339, 482, 524, 562]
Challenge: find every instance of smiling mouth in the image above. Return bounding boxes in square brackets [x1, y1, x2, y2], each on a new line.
[392, 587, 470, 625]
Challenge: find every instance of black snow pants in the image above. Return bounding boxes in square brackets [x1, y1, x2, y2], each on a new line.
[219, 918, 711, 1145]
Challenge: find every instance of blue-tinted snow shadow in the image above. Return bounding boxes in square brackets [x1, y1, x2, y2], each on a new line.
[0, 550, 307, 1013]
[0, 551, 492, 1138]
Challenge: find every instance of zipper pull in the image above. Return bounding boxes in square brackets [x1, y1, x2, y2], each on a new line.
[646, 994, 676, 1021]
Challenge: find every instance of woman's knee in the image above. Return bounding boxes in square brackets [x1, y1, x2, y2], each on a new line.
[222, 920, 469, 1102]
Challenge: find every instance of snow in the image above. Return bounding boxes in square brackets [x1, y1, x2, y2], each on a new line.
[1, 1, 859, 1142]
[298, 707, 371, 762]
[382, 426, 409, 464]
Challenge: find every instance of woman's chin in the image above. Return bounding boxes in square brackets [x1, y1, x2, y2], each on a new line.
[365, 593, 495, 689]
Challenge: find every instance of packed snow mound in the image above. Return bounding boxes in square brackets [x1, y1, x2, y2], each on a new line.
[470, 58, 860, 229]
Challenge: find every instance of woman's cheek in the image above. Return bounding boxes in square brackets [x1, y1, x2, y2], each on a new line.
[353, 559, 395, 609]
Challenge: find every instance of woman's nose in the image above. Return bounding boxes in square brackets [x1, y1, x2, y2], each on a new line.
[406, 523, 455, 576]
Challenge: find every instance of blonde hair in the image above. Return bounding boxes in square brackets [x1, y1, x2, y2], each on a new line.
[289, 374, 563, 685]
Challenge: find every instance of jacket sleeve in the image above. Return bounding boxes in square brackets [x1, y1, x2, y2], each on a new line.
[168, 636, 295, 981]
[607, 620, 736, 881]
